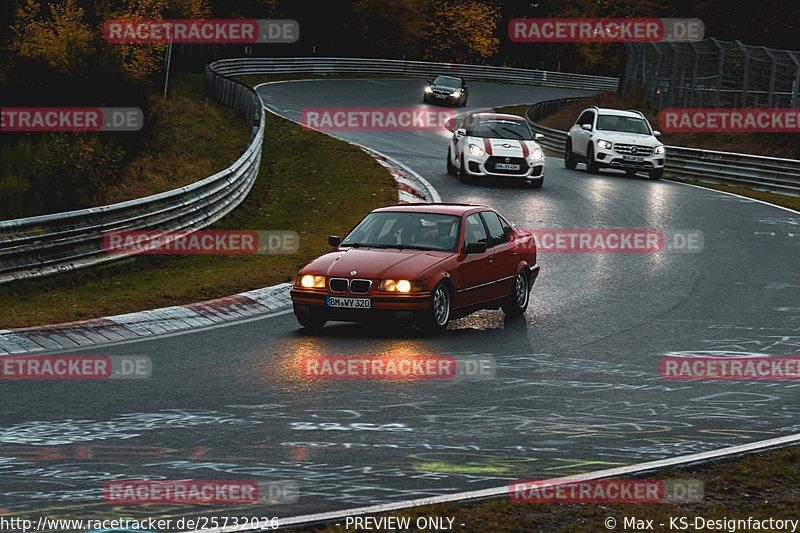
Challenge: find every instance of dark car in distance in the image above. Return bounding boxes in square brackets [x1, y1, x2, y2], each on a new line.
[423, 75, 468, 106]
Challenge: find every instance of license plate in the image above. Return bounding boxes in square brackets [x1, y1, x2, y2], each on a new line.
[495, 163, 520, 170]
[434, 94, 446, 99]
[327, 297, 371, 309]
[623, 155, 644, 161]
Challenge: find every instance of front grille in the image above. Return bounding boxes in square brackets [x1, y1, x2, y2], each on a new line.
[614, 144, 653, 156]
[433, 89, 452, 97]
[350, 279, 372, 294]
[485, 156, 527, 175]
[329, 278, 348, 293]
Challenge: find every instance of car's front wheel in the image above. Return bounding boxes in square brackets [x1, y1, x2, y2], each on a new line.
[296, 311, 327, 330]
[648, 168, 663, 180]
[458, 157, 471, 183]
[502, 269, 530, 316]
[419, 282, 452, 332]
[586, 145, 600, 174]
[564, 139, 577, 169]
[446, 148, 457, 175]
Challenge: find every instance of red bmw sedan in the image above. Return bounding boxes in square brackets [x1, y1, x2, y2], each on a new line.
[290, 203, 539, 332]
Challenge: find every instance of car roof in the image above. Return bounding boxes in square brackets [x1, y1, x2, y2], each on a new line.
[471, 113, 525, 121]
[592, 107, 645, 119]
[373, 203, 488, 216]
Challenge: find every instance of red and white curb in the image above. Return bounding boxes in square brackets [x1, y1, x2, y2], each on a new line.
[0, 283, 293, 355]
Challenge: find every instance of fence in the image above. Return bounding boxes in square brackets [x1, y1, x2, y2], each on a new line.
[210, 56, 620, 91]
[525, 98, 800, 196]
[621, 38, 800, 110]
[0, 69, 264, 284]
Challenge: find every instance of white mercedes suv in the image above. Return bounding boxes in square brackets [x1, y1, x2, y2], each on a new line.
[565, 107, 665, 180]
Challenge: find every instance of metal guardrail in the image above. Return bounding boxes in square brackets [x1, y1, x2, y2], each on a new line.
[525, 99, 800, 196]
[0, 67, 265, 284]
[211, 57, 620, 91]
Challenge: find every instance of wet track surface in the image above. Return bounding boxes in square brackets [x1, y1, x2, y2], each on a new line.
[1, 79, 799, 526]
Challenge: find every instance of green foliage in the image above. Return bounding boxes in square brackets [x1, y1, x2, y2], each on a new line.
[0, 134, 126, 219]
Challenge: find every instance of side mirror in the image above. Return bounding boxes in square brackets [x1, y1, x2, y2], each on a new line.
[463, 242, 487, 254]
[653, 130, 661, 137]
[328, 235, 341, 247]
[455, 128, 467, 136]
[534, 133, 544, 140]
[580, 123, 592, 131]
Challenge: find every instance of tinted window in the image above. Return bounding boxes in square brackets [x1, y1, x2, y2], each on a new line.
[480, 211, 508, 248]
[340, 212, 461, 252]
[469, 119, 533, 140]
[596, 115, 651, 134]
[577, 111, 594, 126]
[433, 75, 462, 87]
[463, 213, 488, 247]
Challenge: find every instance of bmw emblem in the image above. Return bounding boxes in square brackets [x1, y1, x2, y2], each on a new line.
[350, 270, 357, 275]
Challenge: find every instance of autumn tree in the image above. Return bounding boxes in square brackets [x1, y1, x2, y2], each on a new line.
[8, 0, 96, 77]
[424, 0, 501, 64]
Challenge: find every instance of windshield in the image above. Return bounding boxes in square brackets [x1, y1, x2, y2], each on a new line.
[433, 75, 461, 87]
[596, 115, 651, 134]
[470, 119, 533, 140]
[340, 211, 461, 252]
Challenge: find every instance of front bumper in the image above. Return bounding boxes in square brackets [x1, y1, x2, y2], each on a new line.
[426, 91, 464, 104]
[462, 153, 545, 179]
[291, 288, 432, 322]
[595, 148, 665, 170]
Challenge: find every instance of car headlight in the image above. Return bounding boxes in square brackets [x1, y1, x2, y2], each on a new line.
[380, 279, 424, 293]
[529, 147, 543, 160]
[597, 139, 612, 150]
[424, 86, 433, 93]
[298, 274, 325, 288]
[468, 144, 486, 156]
[655, 145, 665, 154]
[450, 90, 461, 97]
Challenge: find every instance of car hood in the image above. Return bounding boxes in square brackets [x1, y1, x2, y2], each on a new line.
[468, 137, 542, 157]
[595, 132, 659, 146]
[432, 84, 460, 91]
[302, 247, 452, 280]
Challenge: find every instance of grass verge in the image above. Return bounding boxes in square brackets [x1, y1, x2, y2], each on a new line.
[288, 445, 800, 532]
[0, 81, 396, 328]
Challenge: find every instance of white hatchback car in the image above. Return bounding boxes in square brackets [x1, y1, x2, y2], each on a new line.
[446, 112, 546, 188]
[565, 107, 665, 180]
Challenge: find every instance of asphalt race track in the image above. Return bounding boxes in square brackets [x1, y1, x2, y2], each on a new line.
[1, 79, 799, 526]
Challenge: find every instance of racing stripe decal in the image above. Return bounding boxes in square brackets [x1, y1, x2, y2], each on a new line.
[483, 138, 493, 155]
[518, 140, 529, 158]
